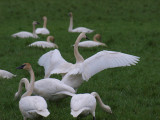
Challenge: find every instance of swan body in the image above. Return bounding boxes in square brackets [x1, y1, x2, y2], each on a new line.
[38, 49, 73, 78]
[16, 64, 75, 101]
[70, 92, 112, 119]
[0, 69, 16, 79]
[29, 36, 58, 48]
[33, 78, 76, 100]
[78, 34, 107, 48]
[12, 21, 39, 39]
[68, 12, 94, 33]
[19, 96, 50, 119]
[50, 33, 140, 89]
[16, 63, 50, 120]
[35, 16, 50, 35]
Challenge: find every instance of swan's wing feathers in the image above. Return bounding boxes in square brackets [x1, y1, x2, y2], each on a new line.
[82, 50, 140, 80]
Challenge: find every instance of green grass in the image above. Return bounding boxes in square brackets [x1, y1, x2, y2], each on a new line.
[0, 0, 160, 119]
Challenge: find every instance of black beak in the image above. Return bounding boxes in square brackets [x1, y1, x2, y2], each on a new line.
[86, 36, 89, 40]
[37, 22, 40, 24]
[16, 64, 25, 69]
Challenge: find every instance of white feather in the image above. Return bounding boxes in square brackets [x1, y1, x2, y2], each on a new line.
[38, 49, 73, 78]
[70, 27, 94, 33]
[28, 41, 58, 48]
[33, 78, 76, 100]
[12, 31, 39, 38]
[81, 50, 140, 80]
[78, 41, 106, 48]
[35, 28, 50, 35]
[19, 96, 50, 119]
[0, 69, 16, 79]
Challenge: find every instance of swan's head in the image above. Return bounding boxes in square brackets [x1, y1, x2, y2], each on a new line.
[14, 92, 20, 100]
[32, 21, 40, 25]
[104, 105, 112, 114]
[94, 34, 101, 41]
[79, 32, 89, 40]
[16, 63, 32, 71]
[47, 36, 55, 43]
[68, 12, 73, 17]
[43, 16, 47, 20]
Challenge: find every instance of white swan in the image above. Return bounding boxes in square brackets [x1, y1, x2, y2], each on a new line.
[0, 69, 16, 79]
[15, 63, 50, 120]
[28, 36, 58, 48]
[12, 21, 39, 39]
[50, 32, 140, 89]
[35, 16, 50, 35]
[38, 49, 73, 78]
[15, 63, 75, 101]
[68, 12, 94, 33]
[77, 34, 107, 48]
[70, 92, 112, 119]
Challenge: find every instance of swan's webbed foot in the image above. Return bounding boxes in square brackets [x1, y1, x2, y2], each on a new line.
[93, 117, 96, 120]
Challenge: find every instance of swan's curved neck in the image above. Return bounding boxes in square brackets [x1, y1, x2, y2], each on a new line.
[32, 24, 36, 35]
[74, 35, 84, 63]
[91, 92, 111, 113]
[16, 78, 30, 98]
[47, 38, 51, 43]
[43, 18, 47, 28]
[21, 68, 35, 98]
[93, 36, 98, 42]
[68, 15, 73, 32]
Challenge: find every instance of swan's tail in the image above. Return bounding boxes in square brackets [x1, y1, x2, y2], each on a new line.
[91, 92, 112, 113]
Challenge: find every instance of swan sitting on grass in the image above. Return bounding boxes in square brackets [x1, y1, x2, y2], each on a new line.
[68, 12, 94, 33]
[0, 69, 16, 79]
[70, 92, 112, 119]
[12, 21, 39, 39]
[76, 34, 107, 48]
[28, 36, 58, 48]
[15, 63, 50, 120]
[35, 16, 50, 35]
[15, 63, 75, 101]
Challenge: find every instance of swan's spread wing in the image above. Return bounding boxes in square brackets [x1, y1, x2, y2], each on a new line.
[38, 49, 73, 77]
[35, 28, 50, 35]
[82, 50, 140, 80]
[0, 69, 16, 79]
[29, 41, 57, 48]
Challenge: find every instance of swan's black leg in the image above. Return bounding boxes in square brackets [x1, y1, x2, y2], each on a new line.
[93, 117, 96, 120]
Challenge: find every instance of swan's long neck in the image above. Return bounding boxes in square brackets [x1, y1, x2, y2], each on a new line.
[43, 18, 47, 28]
[15, 78, 30, 98]
[93, 36, 98, 42]
[21, 68, 35, 98]
[32, 24, 36, 35]
[47, 37, 51, 43]
[91, 92, 111, 113]
[74, 34, 84, 63]
[68, 15, 73, 32]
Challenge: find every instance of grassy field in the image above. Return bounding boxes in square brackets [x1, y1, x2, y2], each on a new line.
[0, 0, 160, 119]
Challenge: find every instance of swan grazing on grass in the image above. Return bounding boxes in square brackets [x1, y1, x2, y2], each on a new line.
[15, 63, 75, 101]
[77, 34, 107, 48]
[38, 49, 73, 78]
[12, 21, 39, 39]
[28, 36, 58, 48]
[35, 16, 50, 35]
[50, 32, 140, 89]
[15, 63, 50, 120]
[68, 12, 94, 33]
[0, 69, 16, 79]
[70, 92, 112, 119]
